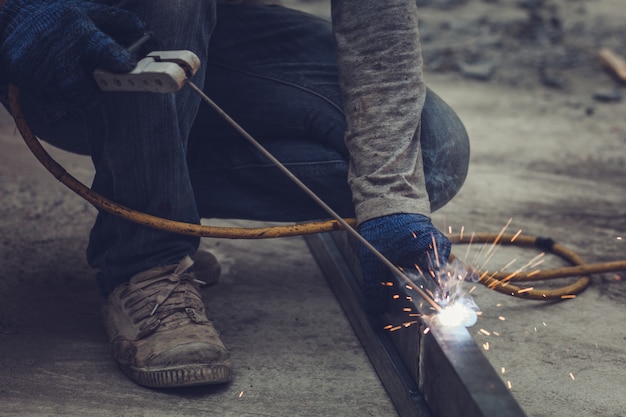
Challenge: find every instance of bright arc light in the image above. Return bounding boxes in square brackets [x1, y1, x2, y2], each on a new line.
[436, 303, 478, 327]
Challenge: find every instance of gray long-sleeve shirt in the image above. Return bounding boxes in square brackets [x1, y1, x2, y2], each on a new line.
[331, 0, 430, 225]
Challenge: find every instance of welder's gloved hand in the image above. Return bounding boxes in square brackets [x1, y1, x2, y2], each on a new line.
[0, 0, 144, 105]
[357, 213, 451, 316]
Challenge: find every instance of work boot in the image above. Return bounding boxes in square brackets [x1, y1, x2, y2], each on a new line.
[102, 256, 232, 388]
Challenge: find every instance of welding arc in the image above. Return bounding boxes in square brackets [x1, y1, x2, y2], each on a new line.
[8, 84, 441, 312]
[9, 85, 623, 303]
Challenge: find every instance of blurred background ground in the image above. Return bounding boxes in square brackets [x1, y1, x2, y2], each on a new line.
[285, 0, 626, 99]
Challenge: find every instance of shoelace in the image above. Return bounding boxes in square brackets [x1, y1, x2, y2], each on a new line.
[126, 256, 207, 317]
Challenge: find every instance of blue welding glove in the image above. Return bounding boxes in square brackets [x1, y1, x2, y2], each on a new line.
[357, 213, 451, 315]
[0, 0, 145, 105]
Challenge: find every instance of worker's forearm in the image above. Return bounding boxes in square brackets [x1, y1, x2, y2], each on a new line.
[331, 0, 430, 224]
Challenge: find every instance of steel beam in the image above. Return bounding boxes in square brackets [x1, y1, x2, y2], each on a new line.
[304, 231, 527, 417]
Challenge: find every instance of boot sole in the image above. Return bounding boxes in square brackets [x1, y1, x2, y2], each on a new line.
[120, 361, 233, 388]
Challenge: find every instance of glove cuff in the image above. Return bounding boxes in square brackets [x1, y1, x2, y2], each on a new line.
[358, 213, 430, 235]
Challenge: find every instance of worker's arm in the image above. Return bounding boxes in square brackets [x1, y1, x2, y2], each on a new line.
[332, 0, 429, 222]
[331, 0, 450, 314]
[0, 0, 144, 104]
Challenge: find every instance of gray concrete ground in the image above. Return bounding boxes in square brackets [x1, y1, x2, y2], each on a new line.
[2, 1, 626, 416]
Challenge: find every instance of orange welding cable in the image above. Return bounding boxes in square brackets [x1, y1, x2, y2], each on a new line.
[8, 86, 354, 238]
[8, 85, 625, 300]
[449, 233, 620, 300]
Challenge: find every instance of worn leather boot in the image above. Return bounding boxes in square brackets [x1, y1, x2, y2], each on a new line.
[102, 256, 232, 388]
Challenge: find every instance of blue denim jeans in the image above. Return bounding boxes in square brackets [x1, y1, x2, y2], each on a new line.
[23, 2, 469, 294]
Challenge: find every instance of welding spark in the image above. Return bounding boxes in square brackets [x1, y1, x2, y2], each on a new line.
[403, 256, 480, 328]
[436, 302, 478, 327]
[394, 221, 541, 331]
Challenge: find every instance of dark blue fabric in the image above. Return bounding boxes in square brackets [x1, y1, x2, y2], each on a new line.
[0, 0, 144, 105]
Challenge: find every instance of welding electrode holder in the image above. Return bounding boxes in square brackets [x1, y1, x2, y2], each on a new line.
[93, 49, 200, 94]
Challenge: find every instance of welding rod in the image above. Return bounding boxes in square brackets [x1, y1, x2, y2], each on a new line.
[186, 81, 442, 312]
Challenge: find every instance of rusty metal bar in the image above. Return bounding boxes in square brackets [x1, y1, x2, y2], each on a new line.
[304, 231, 527, 417]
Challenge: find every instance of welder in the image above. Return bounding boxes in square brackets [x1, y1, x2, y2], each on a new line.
[0, 0, 469, 388]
